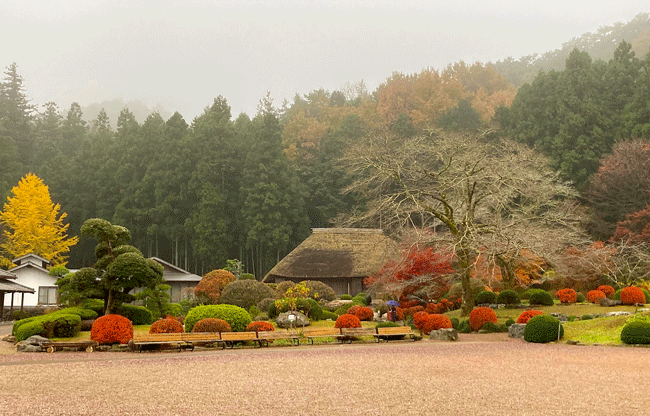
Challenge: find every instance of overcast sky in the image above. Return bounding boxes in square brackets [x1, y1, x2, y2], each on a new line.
[2, 0, 649, 121]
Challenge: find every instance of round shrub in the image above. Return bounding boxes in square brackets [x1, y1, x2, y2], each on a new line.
[335, 303, 354, 316]
[300, 280, 336, 302]
[164, 303, 184, 317]
[620, 287, 646, 305]
[267, 302, 279, 319]
[257, 297, 277, 313]
[587, 290, 606, 304]
[376, 321, 400, 329]
[528, 289, 554, 306]
[275, 281, 295, 296]
[306, 298, 323, 320]
[620, 321, 650, 344]
[353, 306, 374, 321]
[496, 290, 521, 305]
[413, 311, 429, 329]
[469, 307, 497, 331]
[555, 288, 577, 304]
[149, 318, 183, 334]
[457, 319, 471, 333]
[576, 292, 586, 303]
[505, 318, 515, 327]
[115, 304, 153, 325]
[340, 294, 352, 300]
[194, 269, 236, 304]
[185, 304, 252, 332]
[352, 293, 371, 306]
[91, 314, 133, 345]
[79, 298, 105, 315]
[334, 313, 362, 329]
[239, 273, 256, 280]
[246, 321, 275, 332]
[13, 312, 83, 341]
[57, 307, 98, 320]
[475, 290, 497, 305]
[421, 314, 452, 335]
[448, 278, 486, 301]
[523, 315, 564, 343]
[516, 310, 543, 324]
[192, 318, 231, 333]
[597, 285, 615, 297]
[218, 279, 276, 310]
[321, 310, 338, 320]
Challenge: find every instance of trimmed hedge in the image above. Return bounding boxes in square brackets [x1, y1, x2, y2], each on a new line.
[528, 289, 554, 306]
[475, 291, 497, 305]
[300, 280, 336, 302]
[496, 290, 520, 305]
[523, 315, 564, 343]
[469, 307, 497, 331]
[620, 321, 650, 344]
[620, 287, 646, 305]
[334, 313, 361, 329]
[115, 304, 154, 325]
[185, 304, 251, 332]
[218, 279, 276, 310]
[13, 308, 95, 340]
[193, 318, 231, 332]
[149, 318, 183, 334]
[91, 314, 133, 345]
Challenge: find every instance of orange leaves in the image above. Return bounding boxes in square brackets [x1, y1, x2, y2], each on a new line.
[194, 269, 236, 304]
[555, 288, 577, 304]
[91, 314, 133, 345]
[469, 307, 497, 331]
[0, 173, 78, 266]
[620, 287, 646, 305]
[516, 310, 543, 324]
[334, 313, 361, 329]
[586, 290, 606, 303]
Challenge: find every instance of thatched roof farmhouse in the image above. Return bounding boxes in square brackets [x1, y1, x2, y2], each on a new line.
[264, 228, 398, 296]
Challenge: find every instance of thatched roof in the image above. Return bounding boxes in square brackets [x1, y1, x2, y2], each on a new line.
[264, 228, 398, 281]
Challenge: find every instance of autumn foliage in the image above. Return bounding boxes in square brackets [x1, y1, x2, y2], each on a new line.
[469, 307, 497, 331]
[597, 285, 615, 297]
[245, 321, 275, 332]
[334, 314, 362, 329]
[421, 314, 453, 335]
[194, 269, 236, 304]
[90, 314, 133, 345]
[555, 288, 577, 304]
[620, 287, 646, 305]
[192, 318, 231, 333]
[516, 310, 543, 324]
[586, 290, 607, 303]
[149, 318, 183, 334]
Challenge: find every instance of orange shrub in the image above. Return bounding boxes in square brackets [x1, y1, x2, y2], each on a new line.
[413, 311, 430, 329]
[346, 305, 362, 316]
[555, 288, 577, 303]
[403, 306, 424, 317]
[194, 269, 236, 304]
[597, 285, 615, 297]
[192, 318, 231, 333]
[516, 310, 543, 324]
[421, 314, 452, 335]
[620, 287, 646, 305]
[469, 307, 497, 331]
[334, 314, 362, 329]
[91, 314, 133, 345]
[354, 306, 375, 321]
[395, 307, 405, 320]
[149, 318, 183, 334]
[586, 290, 607, 304]
[246, 321, 275, 332]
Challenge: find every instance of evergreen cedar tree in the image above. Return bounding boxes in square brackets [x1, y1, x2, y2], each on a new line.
[0, 173, 78, 267]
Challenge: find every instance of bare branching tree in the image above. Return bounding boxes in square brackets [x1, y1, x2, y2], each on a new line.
[340, 129, 587, 316]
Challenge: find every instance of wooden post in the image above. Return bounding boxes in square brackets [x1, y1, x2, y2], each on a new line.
[0, 291, 4, 322]
[10, 292, 15, 319]
[21, 292, 25, 315]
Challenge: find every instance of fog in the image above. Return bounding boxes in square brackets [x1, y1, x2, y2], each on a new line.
[2, 0, 648, 120]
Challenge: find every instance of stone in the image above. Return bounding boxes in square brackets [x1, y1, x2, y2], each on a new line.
[604, 311, 631, 317]
[550, 313, 568, 322]
[16, 335, 50, 353]
[599, 298, 622, 307]
[429, 328, 458, 341]
[324, 299, 353, 310]
[508, 323, 526, 338]
[275, 311, 309, 328]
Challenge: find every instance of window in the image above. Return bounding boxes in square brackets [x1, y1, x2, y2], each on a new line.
[38, 286, 58, 305]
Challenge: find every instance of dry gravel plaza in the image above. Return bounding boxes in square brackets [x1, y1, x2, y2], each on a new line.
[1, 326, 650, 416]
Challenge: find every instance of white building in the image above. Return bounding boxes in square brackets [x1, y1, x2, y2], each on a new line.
[3, 254, 58, 308]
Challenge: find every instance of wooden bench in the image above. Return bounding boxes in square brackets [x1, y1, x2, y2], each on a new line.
[340, 328, 379, 343]
[374, 326, 422, 342]
[257, 330, 300, 347]
[43, 340, 98, 353]
[219, 331, 263, 348]
[181, 332, 224, 351]
[301, 327, 345, 345]
[131, 333, 187, 352]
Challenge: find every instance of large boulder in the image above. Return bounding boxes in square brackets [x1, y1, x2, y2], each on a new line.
[324, 299, 353, 310]
[508, 323, 526, 338]
[429, 328, 458, 342]
[599, 298, 622, 307]
[16, 335, 50, 352]
[276, 311, 309, 328]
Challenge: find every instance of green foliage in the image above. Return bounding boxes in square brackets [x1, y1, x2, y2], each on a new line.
[56, 307, 98, 320]
[340, 294, 352, 300]
[576, 292, 586, 303]
[620, 321, 650, 344]
[496, 290, 521, 305]
[300, 280, 336, 302]
[476, 290, 497, 305]
[267, 302, 279, 319]
[457, 319, 471, 333]
[320, 310, 338, 320]
[306, 298, 322, 320]
[375, 321, 400, 328]
[450, 317, 460, 329]
[134, 283, 171, 319]
[480, 322, 501, 333]
[165, 303, 184, 317]
[115, 304, 153, 325]
[239, 273, 256, 280]
[184, 304, 252, 332]
[218, 279, 276, 310]
[581, 314, 594, 320]
[523, 315, 564, 343]
[528, 289, 555, 306]
[352, 292, 371, 306]
[505, 318, 515, 327]
[14, 313, 82, 342]
[256, 297, 277, 313]
[335, 303, 354, 316]
[48, 265, 69, 278]
[78, 298, 105, 315]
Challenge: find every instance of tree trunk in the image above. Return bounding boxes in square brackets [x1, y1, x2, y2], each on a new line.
[457, 242, 475, 317]
[495, 254, 516, 290]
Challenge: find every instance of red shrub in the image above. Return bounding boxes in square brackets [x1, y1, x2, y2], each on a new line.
[555, 288, 577, 303]
[516, 310, 543, 324]
[346, 305, 362, 316]
[91, 314, 133, 345]
[194, 269, 236, 304]
[149, 318, 183, 334]
[421, 314, 452, 335]
[469, 307, 497, 331]
[400, 299, 421, 309]
[334, 314, 362, 329]
[403, 306, 424, 317]
[246, 321, 275, 332]
[354, 306, 375, 321]
[586, 290, 607, 304]
[425, 303, 439, 314]
[413, 311, 430, 329]
[394, 307, 405, 320]
[620, 286, 646, 305]
[597, 285, 615, 297]
[192, 318, 231, 333]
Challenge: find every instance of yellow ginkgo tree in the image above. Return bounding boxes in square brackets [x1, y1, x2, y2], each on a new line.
[0, 173, 78, 267]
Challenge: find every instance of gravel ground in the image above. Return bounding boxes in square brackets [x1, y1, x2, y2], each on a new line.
[1, 332, 650, 416]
